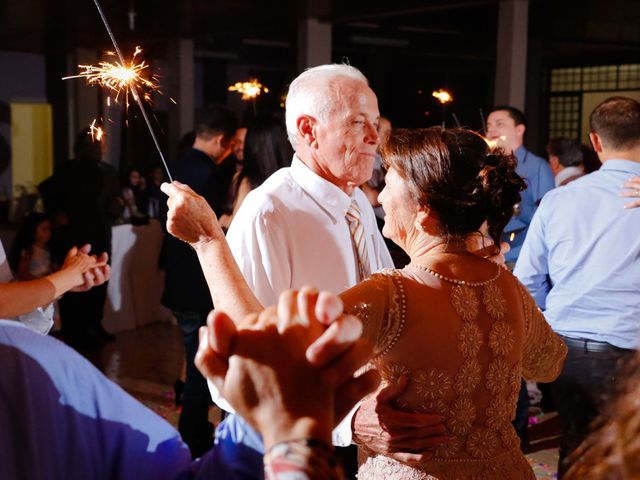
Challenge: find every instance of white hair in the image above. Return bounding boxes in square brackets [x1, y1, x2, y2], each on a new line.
[285, 64, 369, 147]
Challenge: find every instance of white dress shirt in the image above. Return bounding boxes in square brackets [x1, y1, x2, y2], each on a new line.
[212, 156, 394, 445]
[0, 241, 54, 335]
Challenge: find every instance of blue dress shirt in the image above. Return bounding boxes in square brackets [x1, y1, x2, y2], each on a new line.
[514, 160, 640, 349]
[502, 146, 555, 263]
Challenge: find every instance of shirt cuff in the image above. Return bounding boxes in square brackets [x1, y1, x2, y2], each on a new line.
[331, 402, 360, 447]
[206, 379, 236, 413]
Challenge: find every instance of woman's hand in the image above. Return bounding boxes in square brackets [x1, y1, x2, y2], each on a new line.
[621, 176, 640, 209]
[161, 181, 225, 246]
[69, 245, 111, 292]
[59, 246, 98, 289]
[196, 286, 378, 449]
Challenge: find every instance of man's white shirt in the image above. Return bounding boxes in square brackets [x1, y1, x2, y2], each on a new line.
[209, 156, 393, 445]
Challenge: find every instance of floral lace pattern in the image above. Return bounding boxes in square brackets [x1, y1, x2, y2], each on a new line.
[454, 360, 482, 395]
[415, 369, 452, 401]
[488, 321, 515, 356]
[353, 267, 565, 480]
[451, 285, 479, 321]
[458, 321, 483, 357]
[483, 282, 506, 319]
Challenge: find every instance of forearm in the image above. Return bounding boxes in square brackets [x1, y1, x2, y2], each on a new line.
[194, 236, 263, 322]
[0, 277, 59, 318]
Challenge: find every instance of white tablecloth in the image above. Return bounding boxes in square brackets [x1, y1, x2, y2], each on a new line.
[103, 220, 173, 333]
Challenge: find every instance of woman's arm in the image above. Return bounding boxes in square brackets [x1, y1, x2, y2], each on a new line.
[0, 247, 106, 319]
[518, 281, 568, 382]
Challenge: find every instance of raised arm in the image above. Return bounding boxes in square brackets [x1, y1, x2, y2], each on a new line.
[161, 181, 263, 322]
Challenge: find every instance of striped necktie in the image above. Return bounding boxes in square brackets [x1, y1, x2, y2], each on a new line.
[346, 201, 371, 281]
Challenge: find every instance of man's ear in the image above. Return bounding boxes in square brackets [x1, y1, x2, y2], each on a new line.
[515, 124, 526, 138]
[297, 115, 317, 147]
[589, 132, 603, 154]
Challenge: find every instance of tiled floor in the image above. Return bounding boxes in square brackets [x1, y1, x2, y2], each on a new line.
[79, 321, 560, 478]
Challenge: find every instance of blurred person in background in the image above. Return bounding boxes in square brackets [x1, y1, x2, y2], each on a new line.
[39, 128, 121, 348]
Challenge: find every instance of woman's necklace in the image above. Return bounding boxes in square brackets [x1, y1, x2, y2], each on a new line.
[408, 261, 502, 286]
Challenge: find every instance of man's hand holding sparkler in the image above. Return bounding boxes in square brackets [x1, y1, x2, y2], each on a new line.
[161, 181, 225, 247]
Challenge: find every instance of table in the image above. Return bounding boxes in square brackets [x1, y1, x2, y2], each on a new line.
[103, 220, 174, 333]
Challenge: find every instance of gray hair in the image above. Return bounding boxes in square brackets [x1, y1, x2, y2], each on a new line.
[285, 64, 369, 147]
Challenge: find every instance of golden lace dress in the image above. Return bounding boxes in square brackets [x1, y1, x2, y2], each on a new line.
[341, 265, 567, 480]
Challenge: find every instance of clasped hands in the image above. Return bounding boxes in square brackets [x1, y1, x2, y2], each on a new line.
[57, 244, 110, 293]
[195, 286, 379, 449]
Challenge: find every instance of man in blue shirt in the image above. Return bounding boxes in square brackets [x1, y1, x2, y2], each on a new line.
[514, 96, 640, 477]
[486, 106, 555, 265]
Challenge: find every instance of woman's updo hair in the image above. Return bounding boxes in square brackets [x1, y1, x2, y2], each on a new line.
[381, 127, 526, 246]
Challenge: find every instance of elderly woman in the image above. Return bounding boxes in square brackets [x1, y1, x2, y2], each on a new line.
[162, 127, 567, 479]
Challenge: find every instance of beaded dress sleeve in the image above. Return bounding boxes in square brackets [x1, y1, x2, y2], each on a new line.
[340, 270, 406, 359]
[517, 281, 567, 382]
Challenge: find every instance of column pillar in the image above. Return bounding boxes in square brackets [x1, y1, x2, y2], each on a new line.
[494, 0, 529, 109]
[297, 0, 332, 71]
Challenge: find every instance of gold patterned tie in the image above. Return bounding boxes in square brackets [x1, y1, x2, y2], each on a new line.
[346, 201, 371, 281]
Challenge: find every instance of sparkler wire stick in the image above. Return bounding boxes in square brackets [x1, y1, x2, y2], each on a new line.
[92, 0, 173, 182]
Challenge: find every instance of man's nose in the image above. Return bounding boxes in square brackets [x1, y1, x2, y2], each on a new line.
[365, 122, 379, 145]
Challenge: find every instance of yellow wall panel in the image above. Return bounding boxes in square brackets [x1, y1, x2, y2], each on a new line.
[10, 102, 53, 194]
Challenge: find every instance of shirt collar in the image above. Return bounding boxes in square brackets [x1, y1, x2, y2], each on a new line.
[600, 159, 640, 176]
[290, 156, 353, 222]
[555, 166, 584, 186]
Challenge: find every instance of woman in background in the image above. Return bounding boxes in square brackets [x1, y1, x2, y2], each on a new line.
[8, 212, 53, 280]
[220, 114, 292, 229]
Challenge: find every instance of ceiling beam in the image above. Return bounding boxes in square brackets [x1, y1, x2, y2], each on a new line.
[322, 0, 496, 25]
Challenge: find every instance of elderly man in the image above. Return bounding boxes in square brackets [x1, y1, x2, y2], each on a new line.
[163, 64, 444, 477]
[514, 96, 640, 477]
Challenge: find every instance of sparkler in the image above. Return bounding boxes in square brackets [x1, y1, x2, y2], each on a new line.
[484, 135, 507, 149]
[63, 46, 159, 109]
[66, 0, 173, 181]
[432, 89, 453, 104]
[89, 119, 105, 142]
[229, 79, 269, 115]
[432, 89, 453, 128]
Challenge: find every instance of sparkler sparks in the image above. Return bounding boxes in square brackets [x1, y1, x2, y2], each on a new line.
[432, 89, 453, 104]
[89, 119, 105, 142]
[228, 79, 269, 100]
[484, 135, 507, 149]
[63, 47, 159, 108]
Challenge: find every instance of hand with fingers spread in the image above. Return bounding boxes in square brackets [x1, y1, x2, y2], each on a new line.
[161, 181, 225, 246]
[352, 376, 447, 464]
[621, 176, 640, 209]
[195, 286, 379, 450]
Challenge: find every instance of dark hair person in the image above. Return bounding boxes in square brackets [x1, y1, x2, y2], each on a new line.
[162, 126, 567, 479]
[8, 212, 52, 279]
[220, 114, 292, 228]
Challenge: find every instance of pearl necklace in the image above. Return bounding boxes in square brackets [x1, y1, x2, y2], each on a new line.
[409, 262, 502, 286]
